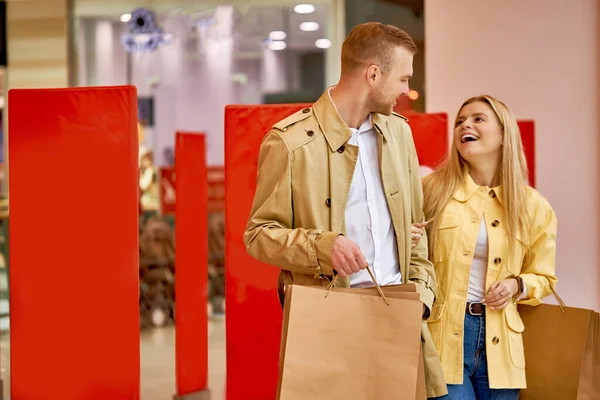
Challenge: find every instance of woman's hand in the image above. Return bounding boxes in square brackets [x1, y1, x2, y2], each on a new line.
[483, 278, 519, 310]
[411, 222, 428, 248]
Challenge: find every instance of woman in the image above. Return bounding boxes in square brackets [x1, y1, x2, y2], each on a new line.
[414, 95, 558, 399]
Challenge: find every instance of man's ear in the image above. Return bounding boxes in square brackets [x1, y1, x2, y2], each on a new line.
[366, 64, 379, 86]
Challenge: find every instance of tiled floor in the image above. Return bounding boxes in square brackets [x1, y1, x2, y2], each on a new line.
[141, 319, 226, 400]
[0, 318, 226, 400]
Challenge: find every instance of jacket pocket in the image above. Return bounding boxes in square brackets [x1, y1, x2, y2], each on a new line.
[433, 213, 462, 263]
[505, 307, 526, 368]
[427, 301, 445, 352]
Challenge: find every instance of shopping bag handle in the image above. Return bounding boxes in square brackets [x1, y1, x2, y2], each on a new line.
[325, 265, 390, 306]
[550, 285, 566, 313]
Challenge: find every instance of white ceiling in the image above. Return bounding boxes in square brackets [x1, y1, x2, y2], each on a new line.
[76, 1, 331, 52]
[75, 0, 329, 17]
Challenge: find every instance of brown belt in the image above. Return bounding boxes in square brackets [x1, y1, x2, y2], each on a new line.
[466, 302, 485, 316]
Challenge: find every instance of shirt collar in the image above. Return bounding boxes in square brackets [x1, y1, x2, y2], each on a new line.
[313, 86, 382, 152]
[453, 173, 504, 204]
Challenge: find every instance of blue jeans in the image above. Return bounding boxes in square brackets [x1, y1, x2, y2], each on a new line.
[434, 314, 520, 400]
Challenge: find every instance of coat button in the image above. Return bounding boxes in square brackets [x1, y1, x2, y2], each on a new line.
[494, 257, 502, 265]
[302, 108, 310, 113]
[492, 337, 500, 345]
[492, 220, 500, 227]
[489, 190, 497, 198]
[325, 199, 331, 207]
[337, 146, 345, 153]
[306, 130, 314, 137]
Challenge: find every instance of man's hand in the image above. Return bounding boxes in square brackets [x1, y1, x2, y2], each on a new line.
[411, 222, 428, 248]
[483, 278, 519, 310]
[331, 236, 368, 277]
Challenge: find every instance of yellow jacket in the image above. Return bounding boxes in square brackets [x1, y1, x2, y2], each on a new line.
[425, 174, 557, 389]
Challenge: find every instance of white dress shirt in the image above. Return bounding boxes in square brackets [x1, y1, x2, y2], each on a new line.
[329, 91, 402, 288]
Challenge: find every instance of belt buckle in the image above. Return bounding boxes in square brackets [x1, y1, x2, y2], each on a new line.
[468, 302, 483, 316]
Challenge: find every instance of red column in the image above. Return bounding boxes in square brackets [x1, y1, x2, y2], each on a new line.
[174, 132, 209, 398]
[224, 104, 308, 399]
[224, 105, 450, 399]
[8, 86, 140, 399]
[517, 120, 536, 187]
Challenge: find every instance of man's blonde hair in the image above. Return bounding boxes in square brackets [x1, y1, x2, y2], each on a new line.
[341, 22, 417, 74]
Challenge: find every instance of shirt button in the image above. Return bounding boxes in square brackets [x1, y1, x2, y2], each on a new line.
[463, 252, 469, 257]
[325, 199, 331, 207]
[306, 129, 314, 137]
[489, 190, 497, 198]
[302, 108, 310, 113]
[492, 337, 500, 345]
[494, 257, 502, 265]
[454, 332, 460, 336]
[492, 220, 500, 227]
[337, 146, 345, 153]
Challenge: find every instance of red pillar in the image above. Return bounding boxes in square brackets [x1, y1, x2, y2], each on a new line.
[9, 86, 140, 399]
[517, 120, 536, 187]
[224, 104, 309, 399]
[174, 132, 209, 398]
[224, 105, 450, 399]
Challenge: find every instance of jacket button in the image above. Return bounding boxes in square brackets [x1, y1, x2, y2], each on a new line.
[494, 257, 502, 265]
[302, 108, 310, 113]
[492, 337, 500, 345]
[325, 199, 331, 207]
[337, 146, 345, 153]
[306, 130, 314, 137]
[492, 220, 500, 227]
[489, 190, 497, 198]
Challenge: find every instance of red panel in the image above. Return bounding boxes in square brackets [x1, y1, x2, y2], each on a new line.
[207, 167, 225, 212]
[225, 104, 309, 400]
[175, 132, 209, 395]
[160, 166, 224, 214]
[8, 86, 140, 399]
[224, 105, 448, 399]
[518, 120, 536, 187]
[405, 112, 449, 171]
[160, 166, 176, 215]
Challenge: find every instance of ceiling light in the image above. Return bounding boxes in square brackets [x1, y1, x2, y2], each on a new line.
[269, 31, 287, 41]
[300, 22, 319, 32]
[269, 41, 287, 51]
[120, 13, 132, 23]
[315, 38, 331, 49]
[294, 4, 315, 14]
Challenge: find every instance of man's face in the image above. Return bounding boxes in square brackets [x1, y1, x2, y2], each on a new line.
[367, 46, 413, 115]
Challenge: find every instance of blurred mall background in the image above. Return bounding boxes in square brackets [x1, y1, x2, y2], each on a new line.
[0, 0, 597, 399]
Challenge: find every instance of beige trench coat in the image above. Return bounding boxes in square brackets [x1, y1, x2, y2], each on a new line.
[244, 89, 448, 398]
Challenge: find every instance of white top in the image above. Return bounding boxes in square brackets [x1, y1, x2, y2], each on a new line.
[328, 90, 402, 288]
[467, 219, 488, 302]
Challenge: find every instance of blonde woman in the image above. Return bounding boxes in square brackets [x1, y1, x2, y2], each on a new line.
[413, 95, 558, 399]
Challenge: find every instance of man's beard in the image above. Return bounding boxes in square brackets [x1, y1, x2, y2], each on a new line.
[367, 91, 393, 116]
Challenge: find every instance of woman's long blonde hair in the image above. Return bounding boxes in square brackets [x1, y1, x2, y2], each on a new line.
[423, 95, 530, 253]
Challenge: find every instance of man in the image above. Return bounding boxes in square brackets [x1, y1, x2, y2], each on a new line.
[243, 22, 447, 398]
